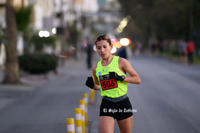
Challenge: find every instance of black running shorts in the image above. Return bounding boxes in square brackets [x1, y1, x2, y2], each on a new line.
[99, 97, 133, 120]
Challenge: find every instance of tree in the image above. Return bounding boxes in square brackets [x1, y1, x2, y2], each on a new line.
[30, 34, 56, 53]
[68, 21, 78, 59]
[15, 5, 33, 53]
[118, 0, 155, 45]
[2, 0, 20, 84]
[15, 5, 32, 32]
[118, 0, 200, 43]
[153, 0, 189, 39]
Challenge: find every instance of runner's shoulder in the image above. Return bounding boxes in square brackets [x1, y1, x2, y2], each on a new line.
[92, 65, 97, 73]
[118, 57, 128, 65]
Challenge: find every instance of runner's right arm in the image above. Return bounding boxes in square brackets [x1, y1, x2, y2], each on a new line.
[92, 65, 101, 90]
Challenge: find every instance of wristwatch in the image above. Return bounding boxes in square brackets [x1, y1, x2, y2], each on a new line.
[121, 75, 125, 81]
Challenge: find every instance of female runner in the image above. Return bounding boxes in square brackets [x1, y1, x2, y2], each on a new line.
[86, 35, 141, 133]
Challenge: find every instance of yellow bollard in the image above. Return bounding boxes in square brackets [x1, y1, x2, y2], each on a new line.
[79, 100, 85, 111]
[82, 110, 86, 133]
[89, 90, 95, 104]
[79, 100, 86, 133]
[83, 93, 88, 127]
[66, 118, 75, 133]
[75, 108, 82, 133]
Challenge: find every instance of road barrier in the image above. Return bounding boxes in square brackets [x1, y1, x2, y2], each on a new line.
[66, 118, 75, 133]
[79, 100, 86, 133]
[66, 91, 96, 133]
[83, 93, 88, 127]
[75, 108, 82, 133]
[89, 90, 96, 104]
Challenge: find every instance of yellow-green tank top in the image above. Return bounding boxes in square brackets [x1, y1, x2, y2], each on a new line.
[95, 56, 128, 98]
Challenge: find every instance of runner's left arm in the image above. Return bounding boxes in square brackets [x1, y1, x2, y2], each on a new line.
[119, 58, 141, 84]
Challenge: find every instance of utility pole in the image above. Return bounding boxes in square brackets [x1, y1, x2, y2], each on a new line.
[189, 0, 193, 41]
[59, 0, 66, 66]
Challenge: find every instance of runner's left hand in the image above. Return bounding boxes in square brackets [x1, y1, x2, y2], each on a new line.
[109, 72, 125, 82]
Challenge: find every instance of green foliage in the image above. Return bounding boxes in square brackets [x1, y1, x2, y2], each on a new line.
[118, 0, 200, 41]
[67, 24, 78, 44]
[154, 0, 189, 39]
[31, 34, 56, 52]
[15, 5, 33, 32]
[18, 53, 58, 74]
[194, 57, 200, 64]
[193, 1, 200, 26]
[170, 49, 180, 57]
[0, 28, 5, 52]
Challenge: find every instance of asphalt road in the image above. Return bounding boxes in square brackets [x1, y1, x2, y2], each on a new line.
[127, 57, 200, 133]
[0, 56, 200, 133]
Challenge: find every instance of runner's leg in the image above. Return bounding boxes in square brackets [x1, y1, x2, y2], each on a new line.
[117, 115, 133, 133]
[99, 116, 115, 133]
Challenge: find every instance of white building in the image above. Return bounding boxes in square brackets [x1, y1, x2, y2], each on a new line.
[0, 0, 55, 67]
[0, 0, 100, 67]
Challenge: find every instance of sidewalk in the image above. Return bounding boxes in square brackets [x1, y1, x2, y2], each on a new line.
[0, 58, 83, 111]
[0, 57, 101, 133]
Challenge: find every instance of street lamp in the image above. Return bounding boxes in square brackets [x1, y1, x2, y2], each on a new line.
[52, 28, 57, 34]
[116, 15, 131, 34]
[120, 38, 131, 46]
[38, 30, 50, 37]
[111, 46, 117, 54]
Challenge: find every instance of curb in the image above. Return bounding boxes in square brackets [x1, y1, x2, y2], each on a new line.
[0, 84, 35, 91]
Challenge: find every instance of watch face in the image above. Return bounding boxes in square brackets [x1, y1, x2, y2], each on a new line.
[122, 75, 125, 79]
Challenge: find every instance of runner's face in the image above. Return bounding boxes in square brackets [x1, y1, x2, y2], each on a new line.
[96, 40, 113, 59]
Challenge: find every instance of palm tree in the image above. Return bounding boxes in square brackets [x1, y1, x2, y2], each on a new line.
[2, 0, 20, 84]
[15, 5, 33, 53]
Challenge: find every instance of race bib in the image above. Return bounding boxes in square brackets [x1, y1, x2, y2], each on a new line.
[99, 74, 118, 90]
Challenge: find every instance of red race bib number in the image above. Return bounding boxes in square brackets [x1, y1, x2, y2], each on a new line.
[100, 79, 118, 90]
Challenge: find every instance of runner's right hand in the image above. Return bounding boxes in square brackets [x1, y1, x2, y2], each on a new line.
[85, 76, 94, 89]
